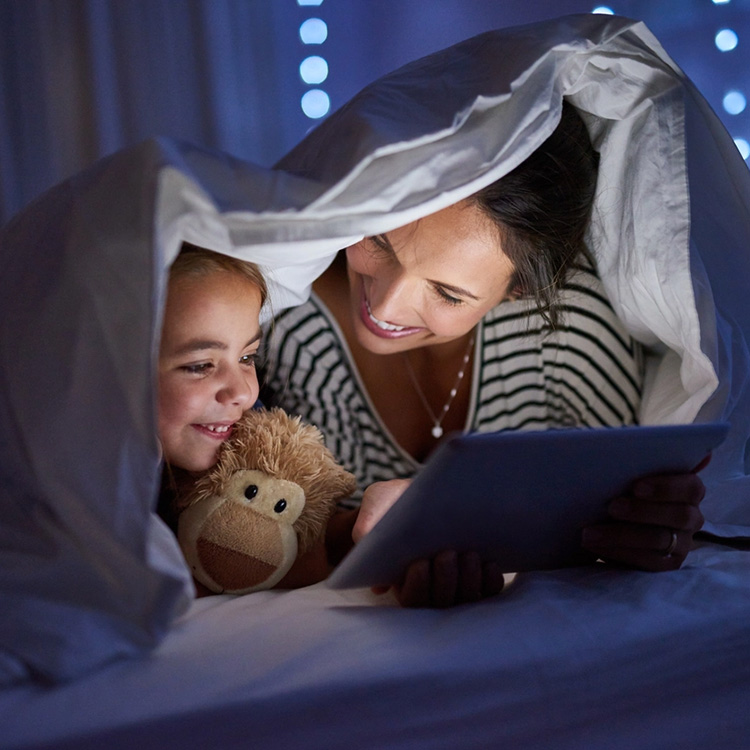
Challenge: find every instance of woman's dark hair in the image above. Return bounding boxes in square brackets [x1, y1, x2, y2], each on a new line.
[469, 100, 599, 328]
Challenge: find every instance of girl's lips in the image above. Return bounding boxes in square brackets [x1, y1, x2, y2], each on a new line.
[191, 422, 235, 441]
[359, 286, 424, 339]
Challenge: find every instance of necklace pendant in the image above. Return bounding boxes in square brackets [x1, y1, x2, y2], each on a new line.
[431, 425, 444, 439]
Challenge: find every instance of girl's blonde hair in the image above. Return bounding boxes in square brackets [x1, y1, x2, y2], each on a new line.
[169, 242, 268, 307]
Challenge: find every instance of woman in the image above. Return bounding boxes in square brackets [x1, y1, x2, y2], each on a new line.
[262, 103, 706, 606]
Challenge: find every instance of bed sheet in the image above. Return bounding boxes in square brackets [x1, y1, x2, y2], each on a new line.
[3, 541, 749, 750]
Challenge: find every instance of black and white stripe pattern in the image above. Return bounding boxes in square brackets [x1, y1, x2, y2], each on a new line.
[261, 265, 643, 506]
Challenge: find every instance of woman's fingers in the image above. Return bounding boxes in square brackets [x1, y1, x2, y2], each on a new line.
[607, 493, 705, 533]
[582, 521, 690, 570]
[457, 551, 483, 603]
[392, 551, 503, 608]
[580, 469, 708, 572]
[394, 558, 432, 608]
[630, 472, 706, 507]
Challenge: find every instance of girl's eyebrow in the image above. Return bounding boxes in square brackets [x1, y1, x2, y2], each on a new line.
[173, 330, 262, 357]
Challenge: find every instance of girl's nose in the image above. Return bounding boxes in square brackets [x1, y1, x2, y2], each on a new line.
[217, 366, 258, 408]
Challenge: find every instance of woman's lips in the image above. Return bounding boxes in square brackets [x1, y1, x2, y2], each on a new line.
[192, 422, 235, 441]
[359, 286, 424, 339]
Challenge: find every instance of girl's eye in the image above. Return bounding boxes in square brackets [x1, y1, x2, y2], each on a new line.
[240, 353, 257, 367]
[180, 362, 213, 375]
[433, 285, 464, 306]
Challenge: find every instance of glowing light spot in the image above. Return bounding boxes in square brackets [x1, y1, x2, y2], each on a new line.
[301, 89, 330, 119]
[712, 0, 731, 5]
[300, 55, 328, 84]
[299, 18, 327, 44]
[716, 29, 739, 52]
[297, 0, 323, 5]
[723, 90, 747, 115]
[592, 6, 615, 14]
[735, 138, 750, 160]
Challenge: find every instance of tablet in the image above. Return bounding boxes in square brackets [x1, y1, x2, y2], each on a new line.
[327, 422, 729, 589]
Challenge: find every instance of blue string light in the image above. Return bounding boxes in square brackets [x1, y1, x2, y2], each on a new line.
[715, 28, 739, 52]
[723, 90, 747, 115]
[301, 89, 330, 119]
[299, 18, 327, 45]
[300, 56, 328, 85]
[299, 4, 329, 120]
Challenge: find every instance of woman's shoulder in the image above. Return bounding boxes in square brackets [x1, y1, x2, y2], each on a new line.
[267, 293, 336, 342]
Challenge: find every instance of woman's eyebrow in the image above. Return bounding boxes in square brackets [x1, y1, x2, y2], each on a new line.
[429, 280, 480, 301]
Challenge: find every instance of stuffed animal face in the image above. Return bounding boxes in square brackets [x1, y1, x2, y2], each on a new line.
[178, 469, 305, 594]
[175, 408, 357, 595]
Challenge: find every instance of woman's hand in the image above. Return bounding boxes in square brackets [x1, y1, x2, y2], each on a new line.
[354, 479, 504, 607]
[390, 552, 505, 608]
[352, 479, 412, 543]
[581, 456, 709, 571]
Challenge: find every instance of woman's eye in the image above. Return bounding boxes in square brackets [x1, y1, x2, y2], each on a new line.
[434, 286, 463, 306]
[240, 353, 257, 367]
[367, 235, 394, 258]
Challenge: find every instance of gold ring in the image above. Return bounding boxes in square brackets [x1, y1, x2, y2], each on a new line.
[663, 530, 678, 557]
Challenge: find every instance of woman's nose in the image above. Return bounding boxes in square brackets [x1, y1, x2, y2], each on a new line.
[369, 271, 415, 323]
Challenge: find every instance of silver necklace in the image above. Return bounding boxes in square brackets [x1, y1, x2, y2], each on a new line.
[403, 333, 475, 439]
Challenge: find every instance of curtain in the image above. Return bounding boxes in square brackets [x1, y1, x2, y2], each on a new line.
[0, 0, 302, 226]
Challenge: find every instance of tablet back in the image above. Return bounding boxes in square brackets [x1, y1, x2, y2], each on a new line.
[328, 422, 729, 589]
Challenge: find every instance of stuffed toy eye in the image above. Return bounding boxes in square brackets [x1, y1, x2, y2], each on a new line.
[274, 499, 287, 514]
[244, 484, 259, 500]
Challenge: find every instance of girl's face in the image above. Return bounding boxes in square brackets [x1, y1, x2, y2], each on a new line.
[158, 271, 262, 472]
[345, 201, 515, 355]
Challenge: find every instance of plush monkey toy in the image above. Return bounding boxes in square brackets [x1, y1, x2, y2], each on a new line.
[175, 408, 357, 595]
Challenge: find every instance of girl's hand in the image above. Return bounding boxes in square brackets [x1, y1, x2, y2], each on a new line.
[581, 456, 709, 571]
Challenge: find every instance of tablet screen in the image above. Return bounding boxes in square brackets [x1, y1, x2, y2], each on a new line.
[327, 422, 729, 589]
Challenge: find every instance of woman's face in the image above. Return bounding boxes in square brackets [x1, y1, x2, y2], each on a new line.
[158, 271, 262, 472]
[345, 201, 514, 355]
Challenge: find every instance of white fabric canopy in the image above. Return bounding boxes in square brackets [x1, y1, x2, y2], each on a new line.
[1, 13, 748, 687]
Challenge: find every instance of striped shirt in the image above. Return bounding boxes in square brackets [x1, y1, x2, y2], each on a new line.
[260, 265, 643, 507]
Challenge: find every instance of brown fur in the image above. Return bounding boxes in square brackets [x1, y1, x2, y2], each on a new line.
[178, 408, 357, 553]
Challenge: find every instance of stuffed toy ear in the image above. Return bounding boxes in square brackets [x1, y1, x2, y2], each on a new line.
[178, 469, 305, 594]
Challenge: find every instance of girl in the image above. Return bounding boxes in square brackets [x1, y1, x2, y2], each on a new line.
[157, 243, 337, 592]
